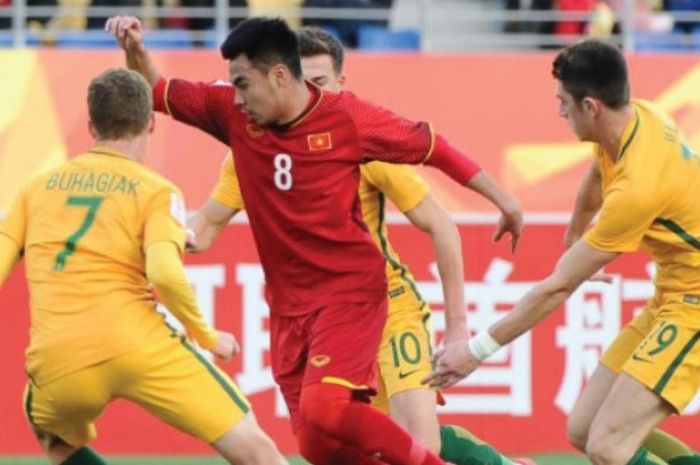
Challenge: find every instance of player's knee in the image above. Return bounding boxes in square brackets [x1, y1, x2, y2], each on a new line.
[296, 424, 337, 465]
[565, 416, 588, 452]
[299, 383, 348, 433]
[585, 432, 633, 465]
[407, 427, 441, 456]
[297, 429, 321, 465]
[213, 416, 285, 465]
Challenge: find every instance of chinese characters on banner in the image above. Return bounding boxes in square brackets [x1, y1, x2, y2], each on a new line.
[1, 222, 698, 454]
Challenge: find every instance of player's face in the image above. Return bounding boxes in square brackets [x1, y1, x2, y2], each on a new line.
[301, 54, 344, 92]
[229, 54, 283, 126]
[556, 80, 593, 142]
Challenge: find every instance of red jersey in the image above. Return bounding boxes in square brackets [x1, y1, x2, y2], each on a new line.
[154, 79, 475, 316]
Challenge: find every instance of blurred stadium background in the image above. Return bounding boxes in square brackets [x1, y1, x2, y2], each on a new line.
[1, 0, 700, 463]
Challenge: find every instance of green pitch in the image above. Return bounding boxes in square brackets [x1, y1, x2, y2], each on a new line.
[0, 454, 590, 464]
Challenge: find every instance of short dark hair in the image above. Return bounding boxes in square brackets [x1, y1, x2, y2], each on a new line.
[220, 17, 303, 79]
[552, 39, 630, 109]
[87, 68, 151, 140]
[297, 26, 344, 75]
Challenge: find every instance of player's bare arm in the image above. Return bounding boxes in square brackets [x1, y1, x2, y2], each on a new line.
[0, 234, 21, 286]
[105, 16, 161, 87]
[424, 240, 617, 389]
[187, 199, 240, 253]
[466, 171, 523, 252]
[565, 163, 602, 248]
[404, 193, 467, 342]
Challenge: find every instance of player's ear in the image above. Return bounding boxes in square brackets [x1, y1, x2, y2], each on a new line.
[582, 96, 601, 117]
[271, 63, 290, 88]
[148, 112, 156, 135]
[87, 120, 97, 139]
[337, 74, 346, 89]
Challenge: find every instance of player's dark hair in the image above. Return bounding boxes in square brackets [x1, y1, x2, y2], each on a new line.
[298, 26, 344, 75]
[220, 17, 303, 79]
[552, 39, 629, 109]
[87, 68, 152, 140]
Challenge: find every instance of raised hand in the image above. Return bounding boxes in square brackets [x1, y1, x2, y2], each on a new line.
[104, 15, 144, 51]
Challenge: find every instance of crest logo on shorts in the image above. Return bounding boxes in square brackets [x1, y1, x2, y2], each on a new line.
[310, 355, 331, 367]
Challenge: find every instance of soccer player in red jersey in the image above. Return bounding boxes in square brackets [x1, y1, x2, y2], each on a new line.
[106, 15, 521, 465]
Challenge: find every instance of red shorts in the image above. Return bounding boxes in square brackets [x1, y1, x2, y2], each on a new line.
[270, 296, 388, 432]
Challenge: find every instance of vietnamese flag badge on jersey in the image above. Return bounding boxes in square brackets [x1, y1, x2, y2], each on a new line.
[308, 132, 333, 151]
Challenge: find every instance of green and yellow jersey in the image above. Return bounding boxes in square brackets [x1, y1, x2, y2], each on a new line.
[0, 146, 193, 386]
[586, 99, 700, 298]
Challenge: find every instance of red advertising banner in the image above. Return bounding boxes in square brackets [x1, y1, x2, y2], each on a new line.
[1, 219, 698, 455]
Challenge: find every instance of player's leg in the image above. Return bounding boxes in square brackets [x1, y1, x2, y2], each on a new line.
[389, 389, 441, 454]
[586, 308, 700, 465]
[297, 423, 389, 465]
[298, 298, 446, 465]
[568, 308, 654, 451]
[211, 411, 288, 465]
[22, 368, 110, 465]
[300, 382, 445, 465]
[567, 363, 618, 451]
[270, 311, 390, 465]
[585, 373, 672, 465]
[643, 430, 700, 465]
[116, 335, 287, 465]
[375, 298, 441, 454]
[378, 298, 523, 465]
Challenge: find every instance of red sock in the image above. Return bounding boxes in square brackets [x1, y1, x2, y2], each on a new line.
[297, 424, 387, 465]
[300, 383, 445, 465]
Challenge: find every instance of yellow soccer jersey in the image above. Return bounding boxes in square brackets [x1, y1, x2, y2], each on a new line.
[359, 162, 430, 302]
[585, 99, 700, 296]
[211, 153, 245, 210]
[0, 146, 188, 386]
[210, 155, 430, 303]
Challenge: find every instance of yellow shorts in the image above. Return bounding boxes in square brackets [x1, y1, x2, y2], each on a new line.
[372, 291, 434, 413]
[23, 334, 250, 447]
[601, 295, 700, 413]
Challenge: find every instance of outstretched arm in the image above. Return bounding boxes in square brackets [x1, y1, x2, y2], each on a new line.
[188, 199, 240, 253]
[424, 240, 617, 388]
[565, 163, 602, 248]
[146, 241, 238, 361]
[466, 171, 523, 252]
[421, 135, 523, 252]
[404, 193, 467, 343]
[105, 16, 161, 87]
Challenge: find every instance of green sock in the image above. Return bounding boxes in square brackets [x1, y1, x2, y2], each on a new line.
[61, 447, 107, 465]
[644, 429, 700, 465]
[439, 424, 515, 465]
[628, 448, 668, 465]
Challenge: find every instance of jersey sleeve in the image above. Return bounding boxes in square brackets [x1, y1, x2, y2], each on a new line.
[153, 77, 233, 146]
[0, 186, 28, 250]
[343, 93, 481, 184]
[585, 182, 661, 253]
[343, 93, 434, 165]
[361, 162, 429, 213]
[143, 186, 188, 254]
[210, 152, 245, 210]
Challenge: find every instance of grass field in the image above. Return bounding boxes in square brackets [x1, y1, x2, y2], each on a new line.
[0, 454, 591, 464]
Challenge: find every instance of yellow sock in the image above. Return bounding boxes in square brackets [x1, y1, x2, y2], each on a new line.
[644, 429, 699, 463]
